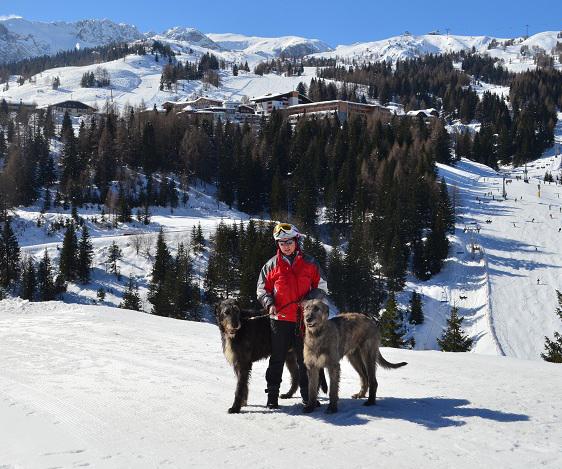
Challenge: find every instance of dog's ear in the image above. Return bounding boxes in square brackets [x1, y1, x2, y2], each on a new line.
[319, 301, 329, 316]
[214, 300, 223, 317]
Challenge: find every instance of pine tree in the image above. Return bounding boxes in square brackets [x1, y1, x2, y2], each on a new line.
[116, 184, 132, 223]
[408, 291, 424, 325]
[120, 276, 142, 311]
[204, 222, 240, 303]
[169, 243, 199, 319]
[0, 218, 21, 290]
[302, 234, 327, 270]
[37, 249, 55, 301]
[380, 292, 407, 348]
[59, 222, 78, 281]
[327, 242, 346, 311]
[541, 290, 562, 363]
[60, 111, 73, 139]
[108, 241, 123, 279]
[269, 167, 286, 217]
[382, 230, 407, 293]
[238, 220, 275, 308]
[190, 223, 206, 254]
[437, 177, 456, 234]
[437, 306, 474, 352]
[20, 255, 37, 301]
[77, 225, 93, 284]
[148, 229, 173, 316]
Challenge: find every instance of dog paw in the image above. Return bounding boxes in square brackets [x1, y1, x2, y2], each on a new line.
[325, 405, 338, 414]
[351, 393, 365, 399]
[228, 406, 241, 414]
[363, 400, 376, 407]
[279, 393, 291, 399]
[302, 405, 316, 413]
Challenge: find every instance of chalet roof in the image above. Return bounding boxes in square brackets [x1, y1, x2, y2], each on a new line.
[51, 100, 95, 110]
[287, 100, 388, 111]
[251, 91, 312, 104]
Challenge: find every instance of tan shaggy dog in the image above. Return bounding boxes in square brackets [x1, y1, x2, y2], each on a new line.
[302, 299, 407, 414]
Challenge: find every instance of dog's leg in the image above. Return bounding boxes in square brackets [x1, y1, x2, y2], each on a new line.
[326, 363, 340, 414]
[348, 351, 368, 399]
[229, 362, 251, 414]
[302, 364, 320, 413]
[281, 351, 299, 399]
[364, 353, 378, 407]
[318, 368, 328, 394]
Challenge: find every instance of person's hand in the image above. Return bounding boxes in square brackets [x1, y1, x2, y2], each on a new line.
[268, 305, 277, 316]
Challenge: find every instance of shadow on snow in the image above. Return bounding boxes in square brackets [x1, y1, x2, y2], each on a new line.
[243, 396, 529, 430]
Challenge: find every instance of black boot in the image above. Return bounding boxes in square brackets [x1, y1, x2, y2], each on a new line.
[265, 389, 279, 409]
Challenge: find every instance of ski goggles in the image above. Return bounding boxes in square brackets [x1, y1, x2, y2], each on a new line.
[278, 239, 295, 246]
[273, 223, 293, 237]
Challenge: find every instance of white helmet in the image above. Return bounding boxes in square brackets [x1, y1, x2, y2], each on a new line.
[273, 223, 300, 241]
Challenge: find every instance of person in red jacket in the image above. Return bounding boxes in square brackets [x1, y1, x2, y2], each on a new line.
[257, 223, 328, 409]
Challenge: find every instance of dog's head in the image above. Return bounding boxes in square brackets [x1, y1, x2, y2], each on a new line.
[215, 299, 242, 338]
[302, 299, 329, 335]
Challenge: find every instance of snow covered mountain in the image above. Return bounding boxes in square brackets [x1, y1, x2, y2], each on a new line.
[206, 32, 332, 57]
[161, 27, 222, 50]
[309, 30, 562, 67]
[0, 17, 144, 63]
[1, 15, 559, 72]
[0, 17, 332, 64]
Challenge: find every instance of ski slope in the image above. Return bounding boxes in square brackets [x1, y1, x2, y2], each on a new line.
[411, 154, 562, 360]
[1, 298, 561, 468]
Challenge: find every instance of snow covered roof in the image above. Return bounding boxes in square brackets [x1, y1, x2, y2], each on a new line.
[251, 91, 312, 104]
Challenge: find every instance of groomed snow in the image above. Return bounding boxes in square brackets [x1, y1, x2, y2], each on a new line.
[1, 298, 561, 468]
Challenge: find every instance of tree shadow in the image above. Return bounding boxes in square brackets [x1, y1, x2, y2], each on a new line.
[289, 396, 530, 429]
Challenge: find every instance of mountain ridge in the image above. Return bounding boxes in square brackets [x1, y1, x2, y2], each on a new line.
[1, 16, 559, 67]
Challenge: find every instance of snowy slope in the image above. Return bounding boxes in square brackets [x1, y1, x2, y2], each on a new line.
[3, 72, 562, 361]
[1, 298, 561, 469]
[411, 154, 562, 360]
[14, 180, 249, 312]
[0, 51, 318, 112]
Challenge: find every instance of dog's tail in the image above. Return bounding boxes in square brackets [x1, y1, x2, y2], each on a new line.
[377, 351, 407, 369]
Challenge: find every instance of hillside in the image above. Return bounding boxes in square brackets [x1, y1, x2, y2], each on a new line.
[1, 298, 561, 468]
[0, 18, 561, 363]
[7, 147, 562, 362]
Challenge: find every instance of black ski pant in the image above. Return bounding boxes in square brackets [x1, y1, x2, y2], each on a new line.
[266, 319, 308, 401]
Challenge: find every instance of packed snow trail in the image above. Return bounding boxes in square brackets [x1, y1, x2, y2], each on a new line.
[432, 156, 562, 359]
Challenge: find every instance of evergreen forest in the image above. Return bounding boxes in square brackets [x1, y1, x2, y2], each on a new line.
[0, 48, 560, 324]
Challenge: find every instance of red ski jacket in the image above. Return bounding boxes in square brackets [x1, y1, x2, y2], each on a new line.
[257, 247, 328, 322]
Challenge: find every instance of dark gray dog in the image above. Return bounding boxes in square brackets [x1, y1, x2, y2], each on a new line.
[215, 299, 299, 413]
[302, 299, 407, 414]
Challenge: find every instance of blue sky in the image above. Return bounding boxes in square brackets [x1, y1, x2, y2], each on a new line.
[1, 0, 560, 46]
